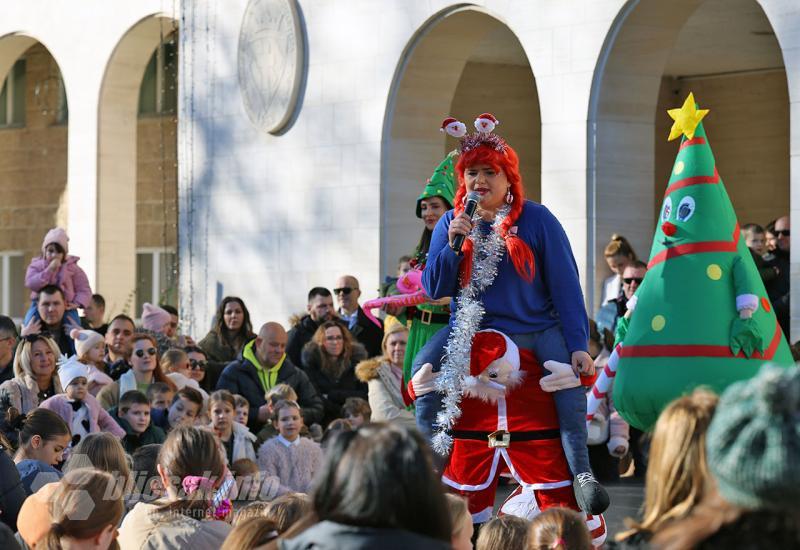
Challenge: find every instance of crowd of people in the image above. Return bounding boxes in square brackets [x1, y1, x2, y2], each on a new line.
[0, 184, 794, 548]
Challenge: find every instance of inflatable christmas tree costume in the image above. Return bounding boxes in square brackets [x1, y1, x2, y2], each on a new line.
[613, 94, 794, 431]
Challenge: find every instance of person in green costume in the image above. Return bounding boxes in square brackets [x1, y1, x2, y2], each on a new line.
[613, 93, 794, 431]
[399, 151, 457, 392]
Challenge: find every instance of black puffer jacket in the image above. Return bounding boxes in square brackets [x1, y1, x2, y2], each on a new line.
[286, 315, 325, 368]
[300, 341, 368, 426]
[216, 348, 324, 432]
[0, 444, 26, 532]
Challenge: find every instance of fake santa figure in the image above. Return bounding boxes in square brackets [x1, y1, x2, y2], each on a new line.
[410, 330, 607, 546]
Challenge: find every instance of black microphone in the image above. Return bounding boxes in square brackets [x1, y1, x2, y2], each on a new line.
[451, 191, 481, 254]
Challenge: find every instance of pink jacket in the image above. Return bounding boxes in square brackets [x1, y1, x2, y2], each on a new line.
[39, 393, 125, 438]
[25, 255, 92, 308]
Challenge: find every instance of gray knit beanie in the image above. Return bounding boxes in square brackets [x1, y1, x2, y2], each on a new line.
[706, 365, 800, 509]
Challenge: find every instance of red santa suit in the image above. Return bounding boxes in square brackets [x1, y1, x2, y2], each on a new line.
[427, 332, 606, 546]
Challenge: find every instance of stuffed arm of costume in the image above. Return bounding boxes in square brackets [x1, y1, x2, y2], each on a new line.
[421, 212, 461, 300]
[538, 207, 590, 354]
[730, 255, 766, 357]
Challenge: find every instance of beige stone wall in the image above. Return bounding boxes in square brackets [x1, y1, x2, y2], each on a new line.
[655, 71, 789, 229]
[0, 43, 67, 310]
[136, 114, 178, 249]
[449, 61, 541, 202]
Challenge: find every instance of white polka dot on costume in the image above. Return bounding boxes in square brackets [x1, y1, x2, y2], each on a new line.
[706, 264, 722, 280]
[673, 161, 685, 175]
[651, 315, 666, 332]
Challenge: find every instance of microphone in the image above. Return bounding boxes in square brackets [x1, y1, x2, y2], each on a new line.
[451, 191, 481, 254]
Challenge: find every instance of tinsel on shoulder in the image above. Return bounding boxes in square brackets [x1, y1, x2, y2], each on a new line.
[432, 205, 510, 455]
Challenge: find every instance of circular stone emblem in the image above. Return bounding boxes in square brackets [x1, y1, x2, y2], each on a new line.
[238, 0, 304, 134]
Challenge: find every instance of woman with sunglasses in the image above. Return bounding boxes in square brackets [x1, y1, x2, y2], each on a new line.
[98, 334, 176, 411]
[183, 345, 215, 392]
[160, 348, 209, 402]
[0, 335, 63, 444]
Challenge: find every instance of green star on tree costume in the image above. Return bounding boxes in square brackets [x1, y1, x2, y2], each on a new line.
[613, 94, 793, 431]
[402, 151, 458, 391]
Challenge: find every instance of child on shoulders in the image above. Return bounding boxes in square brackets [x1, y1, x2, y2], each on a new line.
[70, 329, 113, 396]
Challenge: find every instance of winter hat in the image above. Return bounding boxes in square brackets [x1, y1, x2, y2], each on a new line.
[57, 355, 91, 389]
[141, 302, 171, 332]
[70, 328, 104, 359]
[706, 364, 800, 510]
[416, 150, 457, 218]
[466, 329, 520, 381]
[42, 227, 69, 255]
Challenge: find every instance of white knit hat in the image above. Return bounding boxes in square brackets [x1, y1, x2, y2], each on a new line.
[58, 355, 91, 389]
[70, 328, 104, 359]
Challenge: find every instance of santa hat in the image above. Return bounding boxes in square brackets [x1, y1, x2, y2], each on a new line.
[141, 302, 171, 332]
[474, 113, 499, 134]
[42, 227, 69, 255]
[441, 117, 467, 138]
[70, 328, 104, 359]
[467, 329, 520, 381]
[58, 355, 91, 390]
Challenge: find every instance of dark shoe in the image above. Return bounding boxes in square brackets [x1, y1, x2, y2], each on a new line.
[573, 472, 610, 514]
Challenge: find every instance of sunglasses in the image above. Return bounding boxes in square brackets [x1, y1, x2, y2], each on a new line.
[623, 277, 644, 285]
[333, 287, 356, 295]
[775, 229, 790, 237]
[134, 347, 158, 358]
[189, 359, 207, 370]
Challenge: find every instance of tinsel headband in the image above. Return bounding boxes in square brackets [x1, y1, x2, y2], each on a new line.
[440, 113, 508, 154]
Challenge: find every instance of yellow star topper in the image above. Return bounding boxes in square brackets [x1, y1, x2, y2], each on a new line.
[667, 92, 709, 141]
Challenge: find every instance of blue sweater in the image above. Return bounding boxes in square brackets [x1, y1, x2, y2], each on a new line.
[422, 200, 589, 354]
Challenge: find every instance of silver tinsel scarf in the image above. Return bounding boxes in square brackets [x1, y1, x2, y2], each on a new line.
[432, 205, 510, 455]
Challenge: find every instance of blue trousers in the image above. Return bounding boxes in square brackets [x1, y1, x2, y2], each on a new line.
[411, 324, 590, 476]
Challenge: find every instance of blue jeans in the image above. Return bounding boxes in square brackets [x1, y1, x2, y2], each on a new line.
[24, 300, 81, 331]
[411, 324, 590, 476]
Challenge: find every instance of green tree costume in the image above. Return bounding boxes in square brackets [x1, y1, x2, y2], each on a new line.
[401, 151, 457, 389]
[613, 94, 793, 431]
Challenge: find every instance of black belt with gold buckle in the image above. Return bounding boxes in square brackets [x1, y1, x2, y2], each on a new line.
[448, 428, 561, 448]
[414, 309, 450, 325]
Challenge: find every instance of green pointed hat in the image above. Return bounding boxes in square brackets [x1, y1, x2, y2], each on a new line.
[416, 150, 457, 218]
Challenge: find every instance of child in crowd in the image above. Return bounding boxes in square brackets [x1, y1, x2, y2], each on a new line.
[220, 517, 279, 550]
[476, 515, 530, 550]
[151, 386, 204, 432]
[445, 494, 474, 550]
[257, 399, 322, 495]
[70, 328, 113, 395]
[233, 501, 271, 527]
[42, 469, 124, 550]
[586, 320, 628, 482]
[131, 443, 164, 503]
[255, 384, 302, 448]
[210, 389, 257, 464]
[265, 493, 312, 534]
[112, 390, 166, 454]
[147, 382, 174, 412]
[40, 356, 125, 447]
[528, 507, 592, 550]
[118, 426, 232, 547]
[12, 408, 71, 494]
[234, 394, 250, 426]
[24, 227, 91, 326]
[230, 458, 262, 502]
[341, 396, 371, 428]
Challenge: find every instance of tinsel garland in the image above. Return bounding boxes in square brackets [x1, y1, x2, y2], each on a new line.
[432, 205, 510, 455]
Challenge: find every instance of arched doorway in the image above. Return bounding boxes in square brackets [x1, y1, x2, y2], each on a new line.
[0, 36, 68, 319]
[98, 15, 178, 317]
[589, 0, 788, 314]
[382, 6, 540, 277]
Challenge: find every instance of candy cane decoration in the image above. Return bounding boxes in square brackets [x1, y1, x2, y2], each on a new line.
[586, 343, 621, 424]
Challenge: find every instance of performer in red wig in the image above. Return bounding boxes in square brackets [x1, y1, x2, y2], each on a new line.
[411, 113, 609, 516]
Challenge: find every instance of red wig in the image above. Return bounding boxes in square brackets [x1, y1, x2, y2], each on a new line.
[453, 144, 535, 285]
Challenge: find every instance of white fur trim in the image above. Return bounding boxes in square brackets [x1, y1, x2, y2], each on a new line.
[607, 436, 629, 457]
[736, 293, 759, 312]
[442, 450, 503, 491]
[626, 294, 638, 312]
